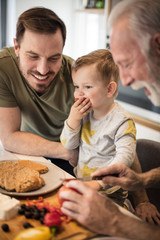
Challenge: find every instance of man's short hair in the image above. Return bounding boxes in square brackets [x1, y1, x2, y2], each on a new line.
[16, 7, 66, 46]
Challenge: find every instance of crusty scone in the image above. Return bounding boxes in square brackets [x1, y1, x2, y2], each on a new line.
[15, 167, 45, 192]
[3, 165, 22, 191]
[0, 161, 45, 193]
[0, 161, 18, 189]
[18, 160, 49, 174]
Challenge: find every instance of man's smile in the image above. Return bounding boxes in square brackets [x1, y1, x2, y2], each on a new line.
[32, 73, 49, 81]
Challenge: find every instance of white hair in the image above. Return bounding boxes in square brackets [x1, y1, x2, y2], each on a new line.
[108, 0, 160, 56]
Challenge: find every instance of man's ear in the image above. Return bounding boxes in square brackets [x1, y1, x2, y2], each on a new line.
[107, 81, 117, 98]
[152, 33, 160, 57]
[13, 38, 19, 56]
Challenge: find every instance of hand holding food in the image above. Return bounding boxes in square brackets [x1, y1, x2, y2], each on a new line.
[57, 184, 81, 207]
[67, 97, 92, 130]
[91, 163, 144, 191]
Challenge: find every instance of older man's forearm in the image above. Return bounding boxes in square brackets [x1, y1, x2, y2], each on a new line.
[114, 212, 160, 240]
[142, 168, 160, 188]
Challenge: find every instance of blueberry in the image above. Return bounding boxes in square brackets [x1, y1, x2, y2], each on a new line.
[33, 211, 40, 220]
[18, 208, 25, 215]
[25, 206, 31, 211]
[30, 205, 36, 212]
[21, 204, 27, 209]
[1, 224, 9, 232]
[25, 211, 32, 219]
[40, 211, 46, 218]
[23, 222, 33, 229]
[41, 207, 47, 214]
[40, 217, 44, 224]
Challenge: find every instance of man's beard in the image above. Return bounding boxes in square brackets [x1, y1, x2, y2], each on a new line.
[131, 80, 160, 106]
[131, 52, 160, 107]
[17, 58, 54, 95]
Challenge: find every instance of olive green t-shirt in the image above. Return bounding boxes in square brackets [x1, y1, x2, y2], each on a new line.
[0, 47, 74, 141]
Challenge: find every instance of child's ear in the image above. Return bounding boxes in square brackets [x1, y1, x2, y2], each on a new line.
[106, 81, 117, 97]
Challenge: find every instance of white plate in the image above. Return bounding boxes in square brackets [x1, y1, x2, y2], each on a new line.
[0, 160, 65, 197]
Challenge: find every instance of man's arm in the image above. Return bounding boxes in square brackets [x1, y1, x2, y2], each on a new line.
[92, 163, 160, 190]
[142, 168, 160, 188]
[130, 154, 160, 224]
[59, 180, 160, 240]
[0, 107, 78, 162]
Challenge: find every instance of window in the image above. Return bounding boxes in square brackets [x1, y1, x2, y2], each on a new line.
[0, 0, 7, 49]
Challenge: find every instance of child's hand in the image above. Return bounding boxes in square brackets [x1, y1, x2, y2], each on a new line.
[84, 180, 101, 190]
[67, 98, 92, 130]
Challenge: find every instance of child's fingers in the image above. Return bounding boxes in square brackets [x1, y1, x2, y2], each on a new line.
[79, 102, 92, 114]
[75, 97, 89, 106]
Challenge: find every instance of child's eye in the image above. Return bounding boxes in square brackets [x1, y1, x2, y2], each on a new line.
[86, 85, 92, 89]
[74, 86, 79, 89]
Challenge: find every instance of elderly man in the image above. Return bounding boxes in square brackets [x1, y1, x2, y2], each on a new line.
[59, 1, 160, 239]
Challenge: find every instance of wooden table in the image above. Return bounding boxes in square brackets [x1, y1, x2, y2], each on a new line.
[0, 189, 98, 240]
[0, 144, 97, 240]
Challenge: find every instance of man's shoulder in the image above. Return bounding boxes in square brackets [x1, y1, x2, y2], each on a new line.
[0, 47, 18, 77]
[60, 55, 74, 78]
[0, 47, 16, 59]
[62, 54, 74, 66]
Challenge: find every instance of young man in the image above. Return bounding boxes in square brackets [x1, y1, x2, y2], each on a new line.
[0, 7, 78, 174]
[59, 1, 160, 239]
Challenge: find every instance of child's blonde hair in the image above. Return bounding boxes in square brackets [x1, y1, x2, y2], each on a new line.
[72, 49, 120, 96]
